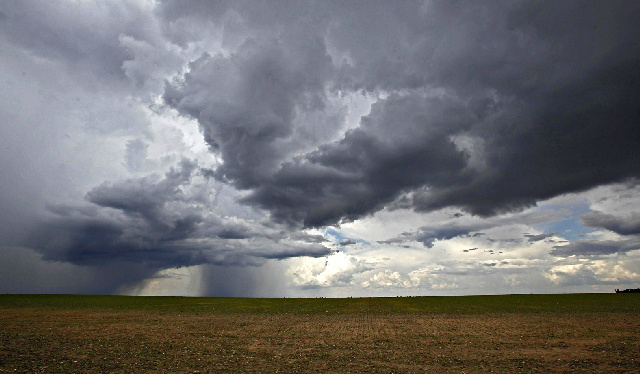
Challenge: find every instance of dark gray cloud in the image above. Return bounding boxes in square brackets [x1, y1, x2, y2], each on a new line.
[242, 94, 472, 226]
[378, 222, 484, 248]
[551, 238, 640, 257]
[524, 233, 557, 243]
[398, 1, 640, 217]
[163, 26, 336, 190]
[162, 0, 640, 228]
[339, 239, 356, 246]
[417, 226, 483, 248]
[580, 211, 640, 236]
[379, 209, 559, 248]
[25, 160, 330, 279]
[86, 159, 198, 227]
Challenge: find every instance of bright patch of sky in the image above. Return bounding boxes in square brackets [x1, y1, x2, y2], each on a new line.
[534, 200, 595, 242]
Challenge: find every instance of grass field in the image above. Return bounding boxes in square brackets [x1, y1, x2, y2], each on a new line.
[1, 293, 639, 373]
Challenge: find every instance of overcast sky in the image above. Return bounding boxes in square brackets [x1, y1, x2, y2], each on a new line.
[1, 0, 640, 297]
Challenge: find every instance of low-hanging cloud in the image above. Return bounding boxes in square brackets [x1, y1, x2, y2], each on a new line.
[27, 160, 330, 274]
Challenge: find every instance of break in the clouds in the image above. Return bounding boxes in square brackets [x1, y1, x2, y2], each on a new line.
[1, 0, 640, 296]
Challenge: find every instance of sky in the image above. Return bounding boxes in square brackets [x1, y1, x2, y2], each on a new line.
[1, 0, 640, 297]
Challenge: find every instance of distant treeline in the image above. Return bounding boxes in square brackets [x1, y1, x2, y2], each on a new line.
[615, 288, 640, 293]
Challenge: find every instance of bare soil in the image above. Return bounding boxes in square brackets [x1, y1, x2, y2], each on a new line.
[1, 307, 639, 373]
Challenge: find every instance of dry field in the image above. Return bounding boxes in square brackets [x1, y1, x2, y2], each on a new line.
[1, 294, 639, 373]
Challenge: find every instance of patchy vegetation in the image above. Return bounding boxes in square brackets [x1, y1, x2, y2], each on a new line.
[1, 294, 639, 373]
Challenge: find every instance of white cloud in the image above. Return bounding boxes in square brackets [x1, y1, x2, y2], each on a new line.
[362, 270, 413, 289]
[361, 267, 458, 290]
[289, 252, 370, 288]
[546, 255, 640, 286]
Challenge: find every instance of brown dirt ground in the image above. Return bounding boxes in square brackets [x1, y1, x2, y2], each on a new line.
[1, 309, 639, 373]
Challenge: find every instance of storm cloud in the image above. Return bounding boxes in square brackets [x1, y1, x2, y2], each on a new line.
[163, 0, 640, 227]
[27, 160, 330, 275]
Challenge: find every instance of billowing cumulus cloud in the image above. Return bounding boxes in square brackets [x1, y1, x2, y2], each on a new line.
[290, 252, 370, 288]
[2, 0, 640, 295]
[361, 268, 459, 291]
[547, 260, 640, 286]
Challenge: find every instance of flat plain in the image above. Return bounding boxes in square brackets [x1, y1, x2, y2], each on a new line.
[1, 294, 639, 373]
